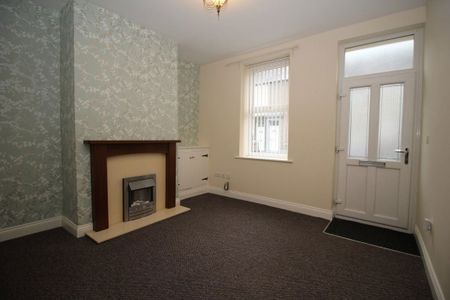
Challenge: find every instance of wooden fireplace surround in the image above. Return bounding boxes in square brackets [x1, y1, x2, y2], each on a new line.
[84, 140, 180, 232]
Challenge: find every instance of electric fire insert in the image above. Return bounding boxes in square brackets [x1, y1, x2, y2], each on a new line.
[123, 174, 156, 221]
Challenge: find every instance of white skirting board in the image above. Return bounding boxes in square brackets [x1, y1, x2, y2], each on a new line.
[0, 216, 62, 242]
[0, 187, 332, 241]
[415, 226, 445, 300]
[207, 186, 333, 221]
[61, 217, 93, 238]
[178, 185, 209, 200]
[0, 216, 93, 242]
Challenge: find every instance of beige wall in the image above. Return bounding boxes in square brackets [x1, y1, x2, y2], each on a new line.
[417, 0, 450, 298]
[199, 7, 426, 210]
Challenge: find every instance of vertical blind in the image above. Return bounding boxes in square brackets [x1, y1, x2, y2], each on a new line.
[244, 57, 289, 159]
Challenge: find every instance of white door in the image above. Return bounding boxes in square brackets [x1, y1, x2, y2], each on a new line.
[335, 72, 415, 229]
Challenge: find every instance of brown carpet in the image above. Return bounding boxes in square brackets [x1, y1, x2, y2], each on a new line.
[0, 194, 432, 299]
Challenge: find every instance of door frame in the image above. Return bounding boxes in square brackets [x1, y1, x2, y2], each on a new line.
[333, 27, 424, 233]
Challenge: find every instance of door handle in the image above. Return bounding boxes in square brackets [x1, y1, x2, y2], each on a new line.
[395, 148, 409, 164]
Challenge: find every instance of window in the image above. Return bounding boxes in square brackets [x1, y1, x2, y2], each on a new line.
[348, 86, 371, 159]
[241, 57, 289, 160]
[378, 83, 404, 161]
[344, 35, 414, 78]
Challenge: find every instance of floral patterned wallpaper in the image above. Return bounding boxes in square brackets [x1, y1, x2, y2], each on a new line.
[178, 60, 200, 146]
[1, 0, 200, 229]
[60, 0, 78, 224]
[71, 0, 179, 224]
[0, 0, 62, 228]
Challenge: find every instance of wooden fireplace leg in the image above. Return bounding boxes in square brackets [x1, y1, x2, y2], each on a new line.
[165, 142, 176, 209]
[90, 144, 109, 231]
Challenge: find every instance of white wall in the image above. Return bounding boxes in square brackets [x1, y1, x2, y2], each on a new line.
[417, 0, 450, 298]
[198, 7, 426, 210]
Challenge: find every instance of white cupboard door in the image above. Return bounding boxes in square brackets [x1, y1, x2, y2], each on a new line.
[177, 148, 209, 191]
[190, 150, 208, 188]
[177, 151, 193, 191]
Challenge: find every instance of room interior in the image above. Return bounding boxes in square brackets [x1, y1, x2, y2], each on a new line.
[0, 0, 449, 299]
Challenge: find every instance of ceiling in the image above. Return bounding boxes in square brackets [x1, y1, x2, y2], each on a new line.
[39, 0, 425, 64]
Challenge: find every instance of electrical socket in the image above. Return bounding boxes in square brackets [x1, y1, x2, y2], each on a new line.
[214, 172, 231, 180]
[424, 218, 433, 232]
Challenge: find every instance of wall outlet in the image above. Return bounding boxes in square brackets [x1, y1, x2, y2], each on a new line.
[214, 172, 231, 180]
[424, 218, 433, 232]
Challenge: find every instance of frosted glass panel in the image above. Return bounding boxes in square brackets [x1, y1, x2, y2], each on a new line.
[345, 36, 414, 77]
[378, 84, 404, 161]
[348, 87, 370, 158]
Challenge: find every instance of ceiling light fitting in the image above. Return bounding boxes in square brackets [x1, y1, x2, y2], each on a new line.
[203, 0, 228, 18]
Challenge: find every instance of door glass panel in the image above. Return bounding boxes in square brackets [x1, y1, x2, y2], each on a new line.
[378, 83, 404, 161]
[344, 36, 414, 78]
[348, 87, 370, 159]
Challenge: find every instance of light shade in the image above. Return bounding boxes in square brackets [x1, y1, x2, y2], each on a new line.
[203, 0, 228, 17]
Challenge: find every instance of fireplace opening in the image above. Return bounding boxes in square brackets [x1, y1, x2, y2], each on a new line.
[123, 174, 156, 221]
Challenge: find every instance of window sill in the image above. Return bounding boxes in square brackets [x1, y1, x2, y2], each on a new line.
[234, 156, 293, 164]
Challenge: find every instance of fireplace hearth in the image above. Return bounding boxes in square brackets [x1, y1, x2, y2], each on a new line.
[123, 174, 156, 221]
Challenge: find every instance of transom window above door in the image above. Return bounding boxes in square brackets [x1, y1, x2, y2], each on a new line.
[344, 35, 414, 78]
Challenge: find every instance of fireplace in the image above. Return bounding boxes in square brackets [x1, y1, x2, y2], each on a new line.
[123, 174, 156, 221]
[84, 140, 180, 231]
[84, 141, 191, 243]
